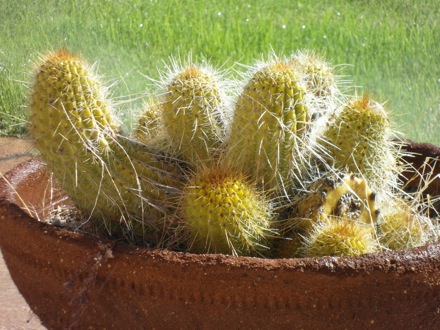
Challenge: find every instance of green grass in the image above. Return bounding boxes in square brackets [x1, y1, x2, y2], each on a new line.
[1, 0, 439, 143]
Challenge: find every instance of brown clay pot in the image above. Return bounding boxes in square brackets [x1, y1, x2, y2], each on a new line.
[0, 141, 439, 330]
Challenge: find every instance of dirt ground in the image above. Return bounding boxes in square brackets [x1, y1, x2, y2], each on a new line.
[0, 137, 46, 329]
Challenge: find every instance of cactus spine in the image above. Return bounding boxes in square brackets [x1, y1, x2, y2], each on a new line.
[291, 50, 337, 99]
[314, 95, 398, 192]
[290, 50, 341, 120]
[225, 57, 310, 195]
[378, 198, 427, 250]
[161, 64, 229, 165]
[178, 166, 274, 256]
[29, 50, 183, 240]
[133, 100, 163, 145]
[30, 49, 119, 223]
[304, 218, 377, 257]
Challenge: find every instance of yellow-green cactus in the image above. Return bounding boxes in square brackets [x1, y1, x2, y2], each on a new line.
[29, 50, 183, 240]
[315, 95, 399, 192]
[225, 57, 310, 196]
[290, 50, 341, 120]
[30, 49, 119, 221]
[178, 166, 274, 256]
[133, 100, 164, 145]
[378, 198, 427, 250]
[304, 217, 377, 257]
[161, 64, 229, 165]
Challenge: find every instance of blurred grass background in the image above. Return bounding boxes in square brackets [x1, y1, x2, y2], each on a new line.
[0, 0, 439, 143]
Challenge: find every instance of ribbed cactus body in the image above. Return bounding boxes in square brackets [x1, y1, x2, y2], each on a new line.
[290, 50, 338, 100]
[226, 59, 309, 194]
[30, 50, 119, 219]
[378, 199, 427, 250]
[304, 218, 377, 257]
[31, 52, 117, 149]
[290, 50, 341, 120]
[133, 101, 163, 145]
[180, 167, 274, 256]
[29, 50, 183, 240]
[162, 65, 228, 165]
[317, 95, 397, 192]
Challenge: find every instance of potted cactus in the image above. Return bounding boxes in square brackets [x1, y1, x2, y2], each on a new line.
[0, 49, 439, 329]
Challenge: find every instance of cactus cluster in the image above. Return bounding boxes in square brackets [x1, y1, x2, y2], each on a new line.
[27, 49, 439, 257]
[29, 50, 183, 241]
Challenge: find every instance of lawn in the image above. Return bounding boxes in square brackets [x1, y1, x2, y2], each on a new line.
[0, 0, 439, 143]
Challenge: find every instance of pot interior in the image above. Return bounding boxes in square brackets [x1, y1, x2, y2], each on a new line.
[1, 157, 74, 224]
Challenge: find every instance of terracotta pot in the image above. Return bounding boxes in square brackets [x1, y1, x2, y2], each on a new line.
[0, 142, 439, 329]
